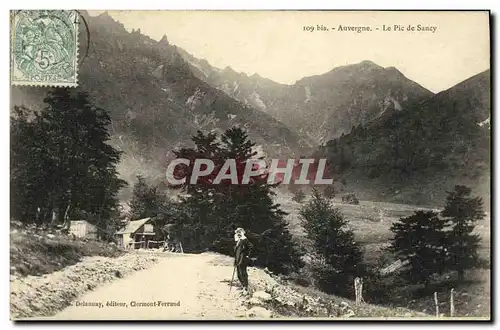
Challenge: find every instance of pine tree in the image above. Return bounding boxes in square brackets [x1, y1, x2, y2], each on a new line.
[389, 210, 447, 285]
[323, 185, 335, 199]
[10, 89, 126, 230]
[441, 185, 484, 281]
[170, 130, 222, 251]
[11, 106, 50, 224]
[128, 175, 178, 245]
[128, 175, 166, 219]
[300, 189, 363, 295]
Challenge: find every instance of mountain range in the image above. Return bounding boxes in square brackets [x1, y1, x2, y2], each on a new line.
[10, 11, 491, 205]
[179, 49, 434, 144]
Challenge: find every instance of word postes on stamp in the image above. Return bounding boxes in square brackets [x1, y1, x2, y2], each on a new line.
[11, 10, 79, 87]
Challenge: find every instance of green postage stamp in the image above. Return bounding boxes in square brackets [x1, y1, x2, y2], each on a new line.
[10, 10, 79, 87]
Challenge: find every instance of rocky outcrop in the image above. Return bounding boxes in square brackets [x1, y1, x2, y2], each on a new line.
[10, 253, 160, 319]
[246, 306, 273, 318]
[178, 49, 434, 145]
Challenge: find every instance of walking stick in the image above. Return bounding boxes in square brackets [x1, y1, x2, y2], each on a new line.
[229, 265, 236, 294]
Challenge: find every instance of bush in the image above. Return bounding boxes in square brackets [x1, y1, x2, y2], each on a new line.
[292, 189, 306, 203]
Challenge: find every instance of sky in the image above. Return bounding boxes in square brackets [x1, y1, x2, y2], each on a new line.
[89, 10, 490, 93]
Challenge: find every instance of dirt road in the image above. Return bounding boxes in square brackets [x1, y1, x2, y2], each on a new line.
[51, 253, 249, 320]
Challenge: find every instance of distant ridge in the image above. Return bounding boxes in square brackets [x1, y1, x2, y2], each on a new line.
[178, 49, 434, 144]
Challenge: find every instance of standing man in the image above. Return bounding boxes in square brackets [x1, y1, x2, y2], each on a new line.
[234, 227, 253, 296]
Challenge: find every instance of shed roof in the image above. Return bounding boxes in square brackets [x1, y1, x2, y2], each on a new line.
[70, 220, 95, 227]
[116, 218, 152, 235]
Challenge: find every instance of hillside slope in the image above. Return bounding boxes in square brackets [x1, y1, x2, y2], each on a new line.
[10, 223, 124, 277]
[319, 70, 491, 207]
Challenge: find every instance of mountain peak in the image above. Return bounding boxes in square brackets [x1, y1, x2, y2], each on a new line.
[93, 11, 128, 34]
[359, 60, 381, 67]
[325, 60, 383, 76]
[384, 66, 405, 76]
[97, 11, 114, 20]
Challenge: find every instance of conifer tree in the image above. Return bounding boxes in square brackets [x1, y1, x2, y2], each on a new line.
[389, 210, 447, 285]
[300, 189, 363, 295]
[170, 127, 304, 274]
[128, 175, 166, 220]
[170, 130, 222, 251]
[10, 89, 126, 230]
[292, 189, 306, 203]
[215, 127, 304, 273]
[441, 185, 484, 281]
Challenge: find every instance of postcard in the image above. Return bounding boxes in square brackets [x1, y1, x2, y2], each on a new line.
[10, 10, 491, 321]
